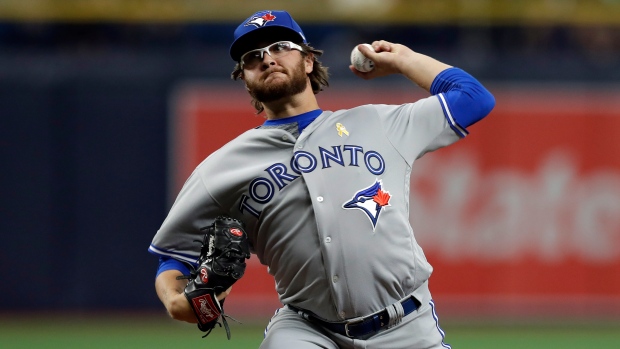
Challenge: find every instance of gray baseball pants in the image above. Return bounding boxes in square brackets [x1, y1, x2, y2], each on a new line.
[260, 282, 451, 349]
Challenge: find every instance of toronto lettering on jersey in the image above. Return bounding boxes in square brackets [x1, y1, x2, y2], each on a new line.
[238, 145, 386, 218]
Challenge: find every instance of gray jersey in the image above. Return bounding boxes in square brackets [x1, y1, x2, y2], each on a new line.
[150, 93, 462, 322]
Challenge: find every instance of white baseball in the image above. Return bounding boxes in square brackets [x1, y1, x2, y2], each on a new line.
[350, 43, 375, 72]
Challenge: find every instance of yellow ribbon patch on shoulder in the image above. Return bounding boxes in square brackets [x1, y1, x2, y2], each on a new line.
[336, 123, 349, 137]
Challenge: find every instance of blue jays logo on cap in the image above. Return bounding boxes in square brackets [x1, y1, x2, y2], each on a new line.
[230, 10, 307, 61]
[343, 179, 392, 231]
[245, 11, 277, 28]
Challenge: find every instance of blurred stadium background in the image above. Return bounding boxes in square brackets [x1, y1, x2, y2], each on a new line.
[1, 0, 619, 348]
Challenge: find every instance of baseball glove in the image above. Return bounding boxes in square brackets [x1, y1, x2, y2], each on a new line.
[178, 216, 251, 339]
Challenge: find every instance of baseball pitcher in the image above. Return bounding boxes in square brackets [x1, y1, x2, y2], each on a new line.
[149, 9, 495, 349]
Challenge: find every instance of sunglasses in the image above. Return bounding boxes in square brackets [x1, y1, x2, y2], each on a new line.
[240, 41, 304, 69]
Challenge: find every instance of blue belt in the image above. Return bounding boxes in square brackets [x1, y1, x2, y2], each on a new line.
[289, 296, 420, 339]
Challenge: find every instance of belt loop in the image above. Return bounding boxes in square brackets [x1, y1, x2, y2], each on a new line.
[387, 301, 405, 328]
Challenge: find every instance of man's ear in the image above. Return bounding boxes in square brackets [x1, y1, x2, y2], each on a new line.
[304, 53, 314, 74]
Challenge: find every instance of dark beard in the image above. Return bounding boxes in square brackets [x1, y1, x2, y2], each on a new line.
[246, 60, 308, 103]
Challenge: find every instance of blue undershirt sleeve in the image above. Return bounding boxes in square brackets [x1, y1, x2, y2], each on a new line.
[429, 67, 495, 129]
[156, 256, 191, 278]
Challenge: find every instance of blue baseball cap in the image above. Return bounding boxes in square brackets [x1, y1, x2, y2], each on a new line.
[230, 10, 307, 62]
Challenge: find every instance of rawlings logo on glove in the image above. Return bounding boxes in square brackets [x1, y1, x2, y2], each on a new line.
[179, 216, 251, 339]
[192, 294, 219, 323]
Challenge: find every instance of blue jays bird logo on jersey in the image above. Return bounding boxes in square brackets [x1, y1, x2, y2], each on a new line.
[343, 179, 391, 230]
[245, 11, 276, 28]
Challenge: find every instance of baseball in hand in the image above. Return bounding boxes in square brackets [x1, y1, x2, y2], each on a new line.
[350, 43, 375, 72]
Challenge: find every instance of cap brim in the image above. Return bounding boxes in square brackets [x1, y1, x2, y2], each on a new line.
[230, 26, 305, 62]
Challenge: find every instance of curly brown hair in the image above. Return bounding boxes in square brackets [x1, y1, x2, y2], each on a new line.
[231, 43, 330, 114]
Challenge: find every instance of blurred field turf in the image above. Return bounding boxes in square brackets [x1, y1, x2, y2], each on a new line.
[1, 313, 618, 348]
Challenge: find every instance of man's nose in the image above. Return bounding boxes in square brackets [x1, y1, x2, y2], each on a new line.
[261, 52, 276, 67]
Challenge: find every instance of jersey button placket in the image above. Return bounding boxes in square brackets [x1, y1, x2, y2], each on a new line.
[317, 196, 324, 202]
